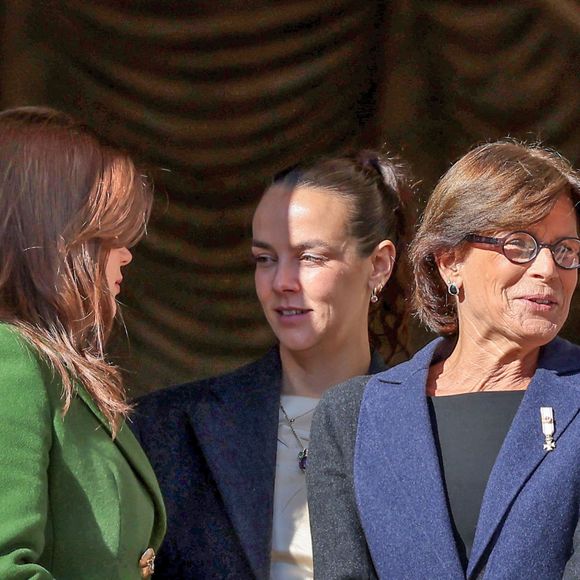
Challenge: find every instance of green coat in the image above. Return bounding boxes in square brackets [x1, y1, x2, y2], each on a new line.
[0, 323, 166, 579]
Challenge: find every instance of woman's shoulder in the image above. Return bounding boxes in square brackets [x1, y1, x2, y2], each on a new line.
[316, 374, 375, 425]
[135, 347, 281, 413]
[317, 338, 448, 419]
[0, 323, 46, 380]
[0, 322, 57, 413]
[546, 336, 580, 360]
[0, 321, 27, 350]
[537, 336, 580, 378]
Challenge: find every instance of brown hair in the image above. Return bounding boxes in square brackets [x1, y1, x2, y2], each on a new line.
[269, 150, 416, 361]
[410, 139, 580, 335]
[0, 106, 153, 435]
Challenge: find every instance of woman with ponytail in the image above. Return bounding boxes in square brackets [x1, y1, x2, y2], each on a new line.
[0, 107, 166, 579]
[132, 151, 415, 579]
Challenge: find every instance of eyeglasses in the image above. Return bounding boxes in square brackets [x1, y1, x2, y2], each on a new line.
[464, 231, 580, 270]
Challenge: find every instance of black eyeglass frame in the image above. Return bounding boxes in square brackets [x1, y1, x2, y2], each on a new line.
[464, 231, 580, 270]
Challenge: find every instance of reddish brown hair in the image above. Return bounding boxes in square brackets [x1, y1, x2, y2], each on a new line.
[0, 107, 153, 435]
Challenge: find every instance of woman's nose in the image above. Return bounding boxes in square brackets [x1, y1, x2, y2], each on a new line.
[272, 261, 300, 292]
[120, 247, 133, 266]
[528, 247, 557, 279]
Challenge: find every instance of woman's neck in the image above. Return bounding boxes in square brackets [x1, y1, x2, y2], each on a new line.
[428, 333, 540, 396]
[280, 340, 371, 398]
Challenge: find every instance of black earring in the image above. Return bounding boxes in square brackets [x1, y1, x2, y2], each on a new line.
[447, 281, 459, 296]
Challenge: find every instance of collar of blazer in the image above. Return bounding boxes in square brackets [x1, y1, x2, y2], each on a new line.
[355, 336, 580, 579]
[186, 347, 282, 580]
[75, 384, 167, 550]
[186, 345, 386, 580]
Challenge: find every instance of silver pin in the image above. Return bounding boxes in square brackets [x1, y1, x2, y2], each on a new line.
[540, 407, 556, 452]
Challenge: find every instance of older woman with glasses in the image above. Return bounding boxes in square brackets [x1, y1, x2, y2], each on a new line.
[463, 232, 580, 271]
[307, 140, 580, 579]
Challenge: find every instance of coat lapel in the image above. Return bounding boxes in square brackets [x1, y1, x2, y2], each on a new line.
[355, 339, 465, 579]
[75, 385, 167, 549]
[468, 338, 580, 577]
[187, 349, 281, 580]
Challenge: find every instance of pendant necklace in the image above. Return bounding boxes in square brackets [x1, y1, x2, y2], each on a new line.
[279, 403, 314, 472]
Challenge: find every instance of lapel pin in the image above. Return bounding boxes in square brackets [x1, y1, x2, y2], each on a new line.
[540, 407, 556, 452]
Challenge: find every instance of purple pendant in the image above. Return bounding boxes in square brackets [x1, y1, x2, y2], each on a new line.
[298, 448, 308, 472]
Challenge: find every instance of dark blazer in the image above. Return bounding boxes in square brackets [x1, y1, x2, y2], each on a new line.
[131, 347, 386, 579]
[308, 337, 580, 580]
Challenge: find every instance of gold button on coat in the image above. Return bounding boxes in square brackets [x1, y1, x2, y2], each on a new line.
[139, 548, 156, 578]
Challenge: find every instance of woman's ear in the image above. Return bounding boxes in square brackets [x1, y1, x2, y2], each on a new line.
[435, 249, 463, 291]
[368, 240, 397, 292]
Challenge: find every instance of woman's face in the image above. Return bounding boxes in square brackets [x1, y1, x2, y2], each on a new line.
[451, 194, 578, 349]
[105, 247, 133, 301]
[252, 185, 377, 356]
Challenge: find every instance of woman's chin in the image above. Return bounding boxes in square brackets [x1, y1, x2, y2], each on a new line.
[511, 320, 561, 348]
[275, 328, 326, 355]
[278, 337, 318, 355]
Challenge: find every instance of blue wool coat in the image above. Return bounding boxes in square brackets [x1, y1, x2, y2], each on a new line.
[131, 347, 386, 579]
[308, 337, 580, 580]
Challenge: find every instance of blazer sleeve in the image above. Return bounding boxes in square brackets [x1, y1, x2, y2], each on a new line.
[0, 330, 55, 579]
[307, 379, 377, 580]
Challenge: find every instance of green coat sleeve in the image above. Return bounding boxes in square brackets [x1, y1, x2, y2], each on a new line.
[0, 328, 55, 579]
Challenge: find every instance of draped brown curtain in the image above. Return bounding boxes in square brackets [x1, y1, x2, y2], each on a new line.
[378, 0, 580, 186]
[1, 0, 578, 395]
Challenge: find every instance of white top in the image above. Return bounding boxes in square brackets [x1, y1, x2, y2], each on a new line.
[270, 395, 319, 580]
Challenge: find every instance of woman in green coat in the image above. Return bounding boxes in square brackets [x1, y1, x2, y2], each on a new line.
[0, 107, 166, 579]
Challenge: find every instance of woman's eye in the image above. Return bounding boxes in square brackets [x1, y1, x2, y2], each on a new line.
[301, 254, 326, 264]
[253, 254, 275, 265]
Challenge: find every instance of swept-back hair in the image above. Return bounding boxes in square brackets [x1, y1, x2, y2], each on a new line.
[410, 139, 580, 334]
[0, 107, 153, 435]
[269, 150, 416, 361]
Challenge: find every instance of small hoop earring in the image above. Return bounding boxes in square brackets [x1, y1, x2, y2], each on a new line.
[370, 287, 380, 304]
[447, 281, 459, 296]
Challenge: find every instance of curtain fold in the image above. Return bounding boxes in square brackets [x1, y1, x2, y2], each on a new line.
[2, 0, 578, 394]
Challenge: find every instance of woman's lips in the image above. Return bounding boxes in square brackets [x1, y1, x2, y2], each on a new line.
[275, 307, 312, 317]
[519, 294, 558, 310]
